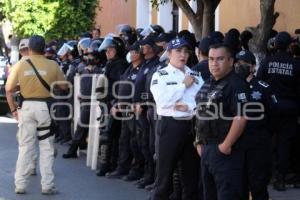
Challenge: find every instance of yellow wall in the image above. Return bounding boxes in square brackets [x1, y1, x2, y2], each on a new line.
[219, 0, 300, 35]
[151, 7, 157, 24]
[94, 0, 136, 36]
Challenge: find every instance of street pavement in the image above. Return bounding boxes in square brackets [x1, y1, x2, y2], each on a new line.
[0, 116, 300, 200]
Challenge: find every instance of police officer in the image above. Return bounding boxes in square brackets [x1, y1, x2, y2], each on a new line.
[235, 50, 277, 200]
[193, 37, 214, 81]
[256, 32, 300, 191]
[101, 42, 143, 180]
[133, 35, 161, 189]
[150, 38, 203, 200]
[6, 35, 66, 194]
[195, 43, 249, 200]
[62, 40, 103, 159]
[96, 36, 129, 176]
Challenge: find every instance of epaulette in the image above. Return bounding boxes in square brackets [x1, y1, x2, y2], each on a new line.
[258, 80, 269, 88]
[158, 70, 168, 76]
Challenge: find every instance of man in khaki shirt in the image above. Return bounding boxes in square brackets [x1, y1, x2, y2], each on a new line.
[5, 35, 66, 195]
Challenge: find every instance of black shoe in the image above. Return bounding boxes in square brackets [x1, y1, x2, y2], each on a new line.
[122, 173, 141, 182]
[62, 143, 78, 159]
[137, 180, 153, 189]
[62, 152, 77, 159]
[145, 183, 155, 191]
[106, 170, 127, 179]
[96, 166, 110, 177]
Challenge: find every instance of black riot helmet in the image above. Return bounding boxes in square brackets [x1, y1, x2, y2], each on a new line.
[98, 35, 126, 58]
[151, 25, 165, 35]
[117, 24, 137, 46]
[84, 39, 106, 65]
[57, 40, 77, 58]
[77, 37, 92, 56]
[66, 40, 79, 58]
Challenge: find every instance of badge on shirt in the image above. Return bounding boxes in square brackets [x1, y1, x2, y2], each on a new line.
[237, 93, 247, 102]
[251, 91, 262, 100]
[130, 74, 137, 80]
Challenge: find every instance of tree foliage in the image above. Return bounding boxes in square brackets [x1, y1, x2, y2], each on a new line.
[0, 0, 99, 40]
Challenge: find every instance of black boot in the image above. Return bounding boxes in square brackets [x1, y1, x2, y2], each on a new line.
[96, 144, 111, 176]
[62, 143, 78, 159]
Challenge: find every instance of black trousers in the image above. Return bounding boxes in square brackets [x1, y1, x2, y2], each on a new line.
[273, 115, 297, 177]
[151, 117, 198, 200]
[117, 116, 144, 174]
[138, 110, 155, 183]
[201, 144, 244, 200]
[242, 130, 272, 200]
[73, 104, 90, 145]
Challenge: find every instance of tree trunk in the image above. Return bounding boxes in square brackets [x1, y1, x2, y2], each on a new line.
[174, 0, 203, 40]
[201, 0, 220, 38]
[202, 7, 215, 38]
[249, 0, 279, 67]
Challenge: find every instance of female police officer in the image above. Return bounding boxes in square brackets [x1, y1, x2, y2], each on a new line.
[150, 38, 203, 200]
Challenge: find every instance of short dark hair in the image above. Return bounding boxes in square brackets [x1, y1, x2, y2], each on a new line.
[29, 35, 45, 54]
[209, 43, 233, 58]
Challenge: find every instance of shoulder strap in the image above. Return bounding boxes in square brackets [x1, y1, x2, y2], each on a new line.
[26, 59, 50, 92]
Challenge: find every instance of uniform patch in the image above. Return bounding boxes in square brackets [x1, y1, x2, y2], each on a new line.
[258, 80, 269, 88]
[237, 93, 247, 102]
[130, 74, 137, 80]
[152, 79, 158, 85]
[158, 70, 168, 76]
[251, 91, 262, 100]
[166, 82, 177, 85]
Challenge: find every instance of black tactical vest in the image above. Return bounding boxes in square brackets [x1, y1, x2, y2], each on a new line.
[195, 79, 232, 143]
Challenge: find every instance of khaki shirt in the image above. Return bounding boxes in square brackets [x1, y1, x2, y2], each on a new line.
[6, 55, 65, 98]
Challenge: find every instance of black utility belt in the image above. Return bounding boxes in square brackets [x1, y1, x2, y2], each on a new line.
[160, 116, 193, 120]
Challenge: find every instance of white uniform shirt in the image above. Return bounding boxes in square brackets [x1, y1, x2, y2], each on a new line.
[150, 64, 204, 117]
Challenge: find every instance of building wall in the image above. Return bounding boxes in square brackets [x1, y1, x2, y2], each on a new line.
[219, 0, 300, 35]
[94, 0, 136, 36]
[95, 0, 300, 37]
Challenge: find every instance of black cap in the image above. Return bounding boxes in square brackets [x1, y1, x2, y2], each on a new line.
[236, 50, 256, 65]
[154, 33, 172, 43]
[198, 37, 214, 54]
[29, 35, 45, 54]
[139, 35, 155, 46]
[128, 41, 140, 51]
[275, 31, 291, 50]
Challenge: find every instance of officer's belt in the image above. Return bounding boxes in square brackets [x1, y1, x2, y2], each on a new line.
[160, 116, 193, 120]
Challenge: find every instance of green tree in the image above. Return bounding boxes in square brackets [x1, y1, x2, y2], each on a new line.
[0, 0, 99, 40]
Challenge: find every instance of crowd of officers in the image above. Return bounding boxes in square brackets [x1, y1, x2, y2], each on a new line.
[7, 24, 300, 199]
